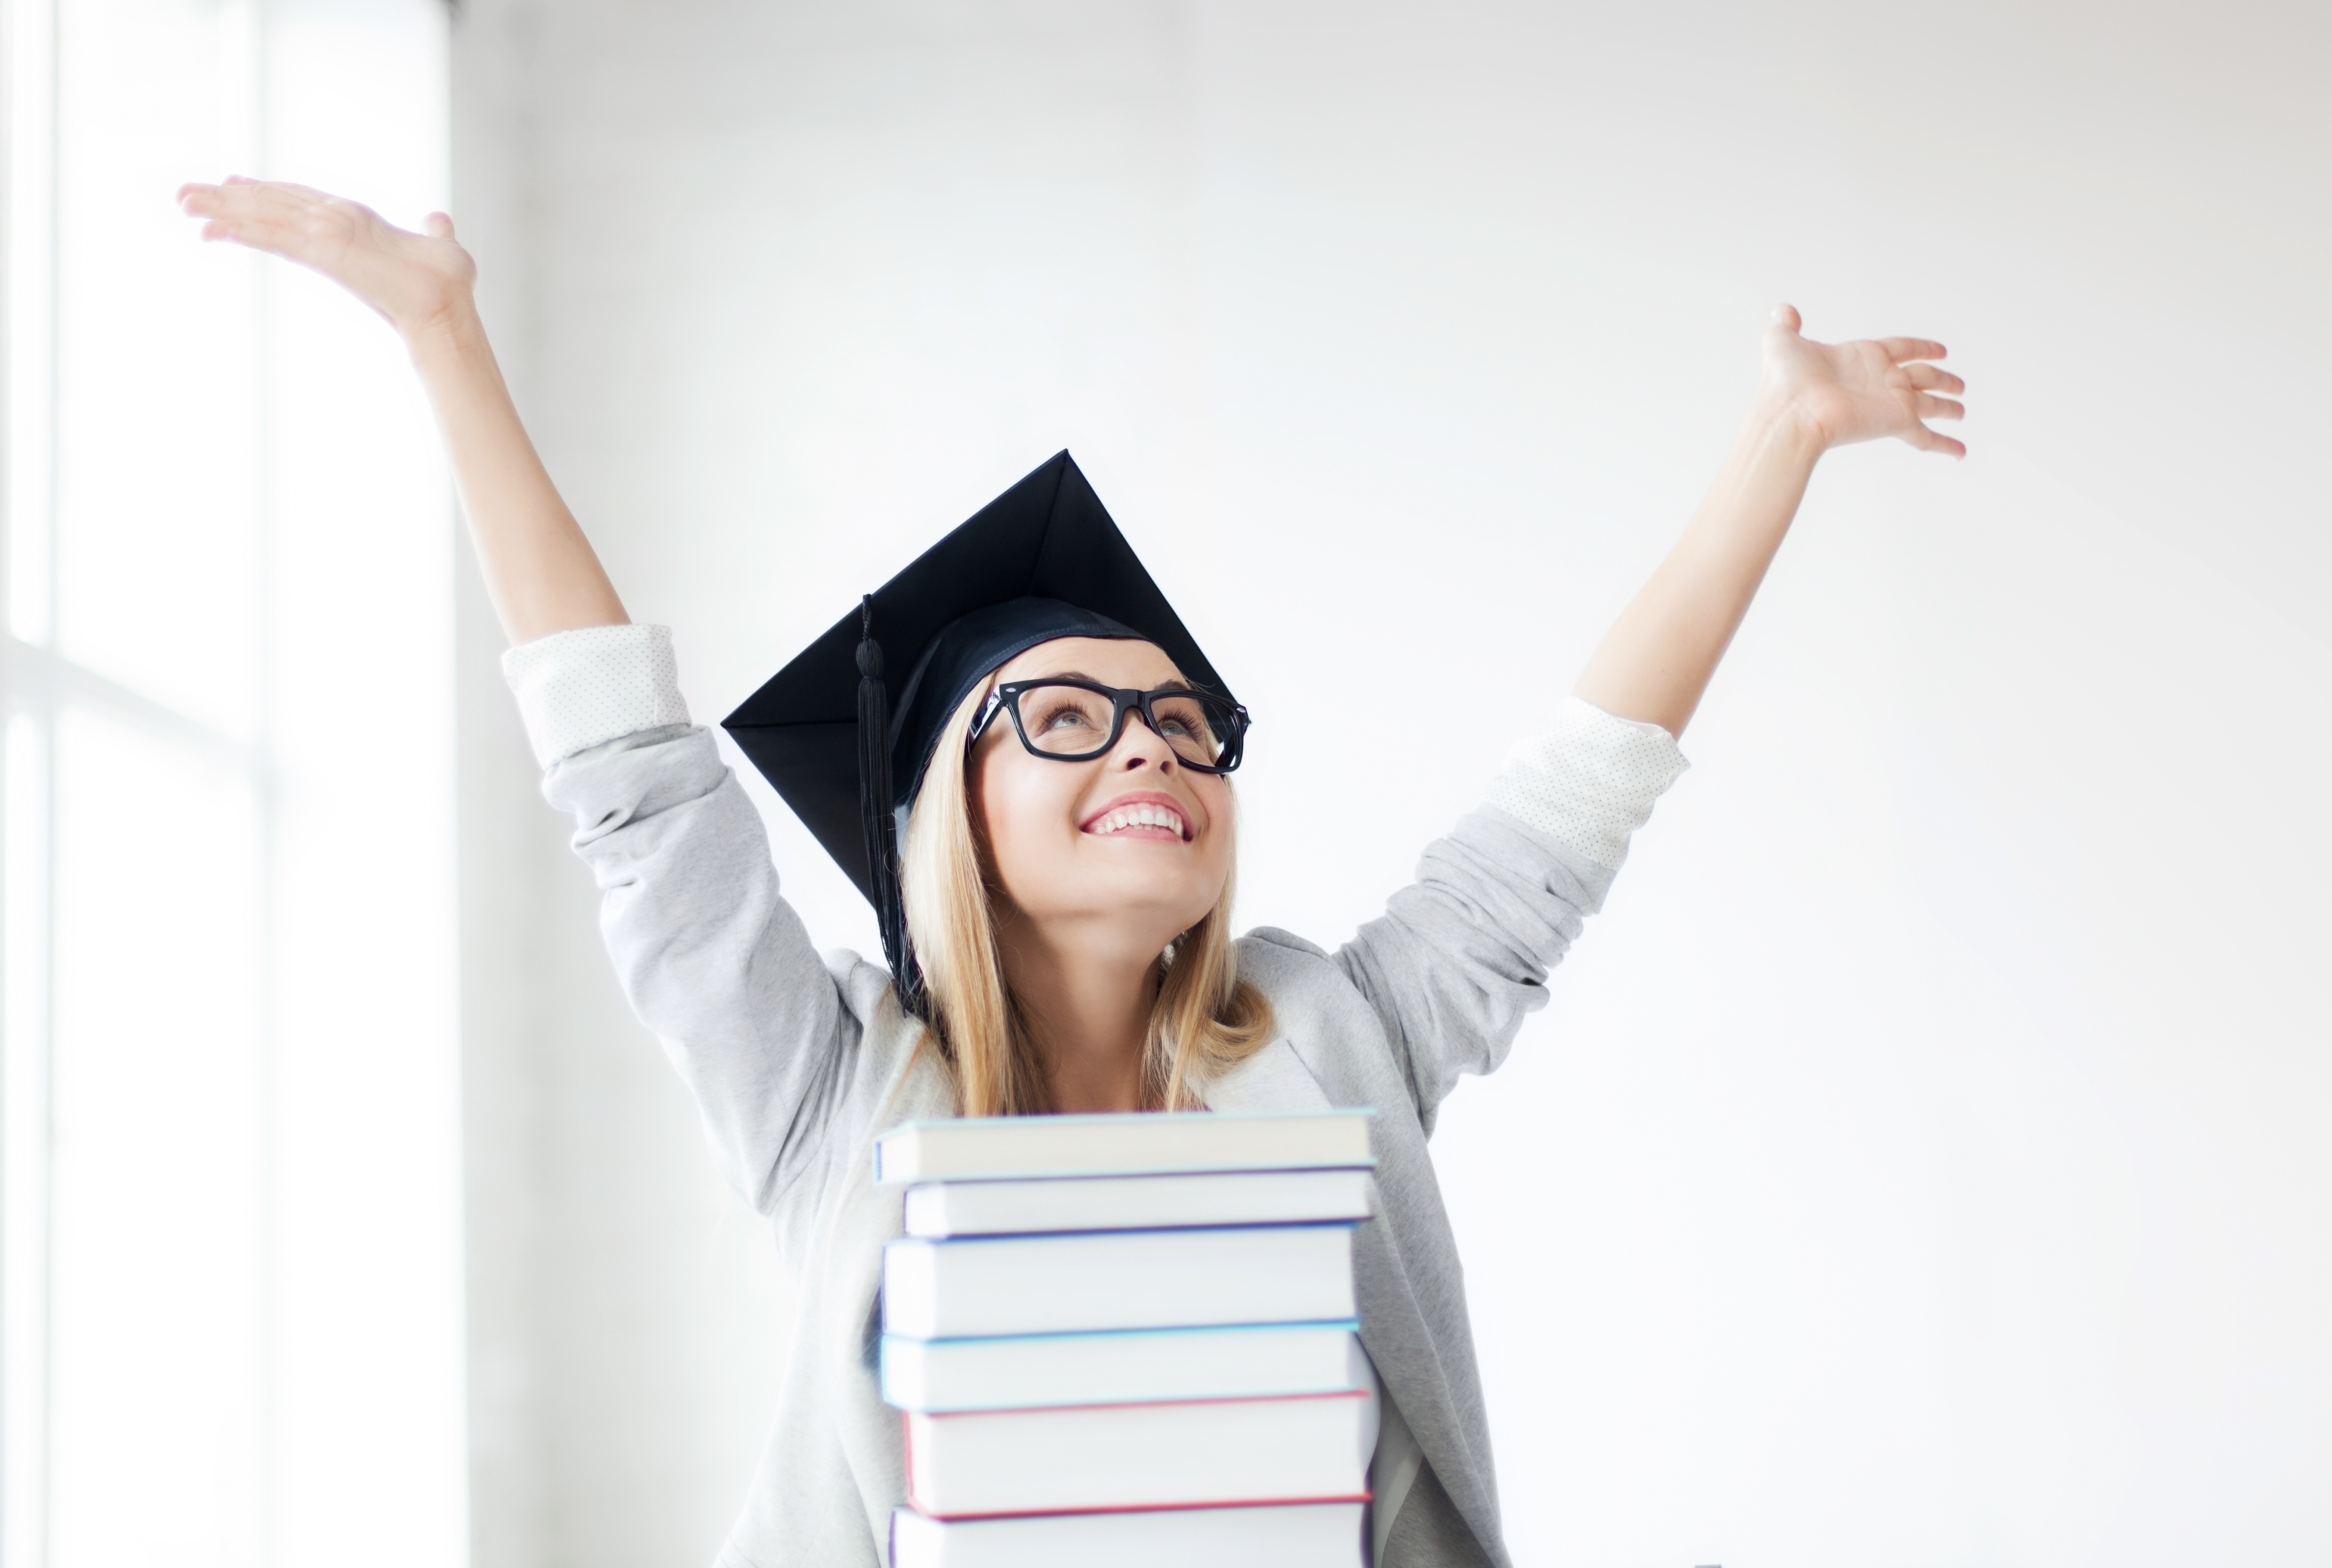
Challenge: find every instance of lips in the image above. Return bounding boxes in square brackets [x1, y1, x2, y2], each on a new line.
[1080, 792, 1192, 842]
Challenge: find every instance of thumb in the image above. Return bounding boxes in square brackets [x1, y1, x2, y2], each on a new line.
[1769, 302, 1803, 334]
[424, 211, 456, 240]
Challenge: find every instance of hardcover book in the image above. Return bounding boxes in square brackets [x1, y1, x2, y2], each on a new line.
[881, 1320, 1367, 1412]
[903, 1391, 1372, 1518]
[874, 1109, 1373, 1185]
[889, 1499, 1368, 1568]
[902, 1166, 1374, 1237]
[881, 1223, 1358, 1339]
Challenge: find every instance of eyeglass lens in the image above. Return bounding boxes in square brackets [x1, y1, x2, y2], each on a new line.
[1012, 684, 1227, 766]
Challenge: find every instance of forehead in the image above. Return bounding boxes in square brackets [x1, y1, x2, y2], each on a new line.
[991, 635, 1184, 688]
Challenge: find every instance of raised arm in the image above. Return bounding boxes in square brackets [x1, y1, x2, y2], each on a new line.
[178, 180, 896, 1209]
[1574, 305, 1965, 736]
[1332, 310, 1966, 1117]
[177, 177, 624, 644]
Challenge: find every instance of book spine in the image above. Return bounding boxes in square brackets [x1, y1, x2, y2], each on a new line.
[905, 1490, 1376, 1523]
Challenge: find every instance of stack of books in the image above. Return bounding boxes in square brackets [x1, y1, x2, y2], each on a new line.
[877, 1109, 1378, 1568]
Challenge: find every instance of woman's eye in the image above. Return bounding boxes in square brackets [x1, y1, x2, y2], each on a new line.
[1038, 704, 1095, 730]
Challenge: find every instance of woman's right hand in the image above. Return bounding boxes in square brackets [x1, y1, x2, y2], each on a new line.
[177, 177, 477, 341]
[179, 176, 628, 641]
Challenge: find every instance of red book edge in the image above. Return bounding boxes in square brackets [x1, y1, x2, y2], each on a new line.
[902, 1490, 1375, 1523]
[901, 1394, 1374, 1521]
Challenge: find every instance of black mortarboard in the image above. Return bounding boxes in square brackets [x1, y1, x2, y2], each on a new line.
[722, 451, 1236, 1011]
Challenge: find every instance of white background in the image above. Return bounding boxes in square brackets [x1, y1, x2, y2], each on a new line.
[448, 2, 2332, 1564]
[2, 0, 464, 1563]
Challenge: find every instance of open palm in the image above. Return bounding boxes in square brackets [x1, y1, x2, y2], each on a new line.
[177, 176, 474, 337]
[1764, 304, 1965, 458]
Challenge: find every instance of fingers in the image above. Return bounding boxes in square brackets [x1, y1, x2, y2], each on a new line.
[1758, 307, 1943, 362]
[1913, 424, 1967, 458]
[1878, 335, 1947, 363]
[226, 180, 337, 223]
[178, 176, 365, 228]
[230, 177, 335, 206]
[180, 178, 281, 220]
[1913, 392, 1965, 421]
[1901, 362, 1965, 394]
[179, 176, 407, 270]
[424, 211, 456, 240]
[189, 194, 352, 259]
[197, 215, 305, 252]
[1900, 415, 1967, 458]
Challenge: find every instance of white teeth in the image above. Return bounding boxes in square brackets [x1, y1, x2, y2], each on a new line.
[1091, 801, 1185, 838]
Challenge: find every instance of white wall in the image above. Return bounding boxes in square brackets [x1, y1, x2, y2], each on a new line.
[450, 2, 2332, 1564]
[261, 6, 470, 1562]
[1, 0, 277, 1552]
[2, 0, 466, 1562]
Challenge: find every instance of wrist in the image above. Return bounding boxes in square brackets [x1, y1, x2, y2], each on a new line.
[1742, 388, 1830, 469]
[399, 288, 486, 360]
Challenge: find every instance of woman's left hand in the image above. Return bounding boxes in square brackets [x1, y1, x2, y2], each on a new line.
[1573, 306, 1969, 733]
[1759, 303, 1966, 458]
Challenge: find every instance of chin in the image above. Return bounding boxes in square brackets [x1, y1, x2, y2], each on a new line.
[1041, 863, 1219, 934]
[1103, 882, 1216, 931]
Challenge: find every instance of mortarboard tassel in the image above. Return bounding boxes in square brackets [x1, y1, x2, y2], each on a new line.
[855, 596, 925, 1017]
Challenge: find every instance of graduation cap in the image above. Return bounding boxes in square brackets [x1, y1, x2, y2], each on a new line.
[722, 451, 1237, 1011]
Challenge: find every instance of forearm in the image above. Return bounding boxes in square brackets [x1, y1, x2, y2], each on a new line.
[1573, 394, 1823, 736]
[407, 302, 628, 644]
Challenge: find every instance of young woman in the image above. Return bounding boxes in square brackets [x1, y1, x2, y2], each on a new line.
[179, 177, 1964, 1568]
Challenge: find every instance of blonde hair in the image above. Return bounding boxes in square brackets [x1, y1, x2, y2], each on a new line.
[899, 680, 1274, 1116]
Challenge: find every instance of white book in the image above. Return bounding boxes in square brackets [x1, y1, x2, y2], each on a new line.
[882, 1320, 1366, 1412]
[904, 1391, 1371, 1518]
[890, 1500, 1366, 1568]
[882, 1224, 1357, 1339]
[903, 1167, 1374, 1237]
[873, 1109, 1373, 1185]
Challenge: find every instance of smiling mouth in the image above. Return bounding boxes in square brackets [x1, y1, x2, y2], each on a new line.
[1083, 799, 1192, 842]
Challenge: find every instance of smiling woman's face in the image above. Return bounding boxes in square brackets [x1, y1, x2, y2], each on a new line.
[968, 636, 1234, 957]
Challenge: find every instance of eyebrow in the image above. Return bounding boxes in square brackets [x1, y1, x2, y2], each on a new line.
[1028, 671, 1195, 693]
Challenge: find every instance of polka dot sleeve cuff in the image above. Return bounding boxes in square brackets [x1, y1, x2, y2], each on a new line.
[1485, 696, 1690, 872]
[502, 623, 693, 768]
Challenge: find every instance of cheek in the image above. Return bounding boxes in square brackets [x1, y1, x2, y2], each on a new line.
[1195, 785, 1237, 875]
[973, 751, 1082, 888]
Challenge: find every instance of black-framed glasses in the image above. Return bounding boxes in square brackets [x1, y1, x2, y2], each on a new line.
[969, 679, 1250, 774]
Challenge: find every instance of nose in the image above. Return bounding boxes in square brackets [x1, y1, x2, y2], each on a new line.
[1110, 708, 1177, 773]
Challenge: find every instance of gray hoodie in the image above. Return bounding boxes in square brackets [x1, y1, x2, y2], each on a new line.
[509, 625, 1686, 1568]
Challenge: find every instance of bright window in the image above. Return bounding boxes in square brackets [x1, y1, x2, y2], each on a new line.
[1, 1, 465, 1563]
